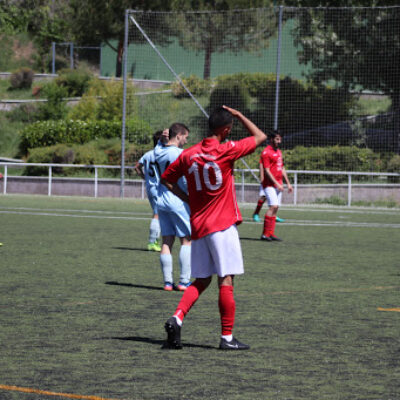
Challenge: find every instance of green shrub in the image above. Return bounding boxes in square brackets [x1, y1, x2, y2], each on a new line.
[171, 75, 212, 98]
[215, 72, 276, 98]
[6, 103, 40, 123]
[241, 145, 387, 183]
[387, 154, 400, 183]
[22, 138, 150, 176]
[55, 68, 93, 97]
[9, 67, 34, 90]
[34, 82, 68, 121]
[67, 78, 137, 121]
[19, 118, 152, 155]
[24, 144, 73, 175]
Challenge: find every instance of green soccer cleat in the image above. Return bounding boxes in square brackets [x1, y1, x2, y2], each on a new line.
[276, 216, 285, 223]
[252, 214, 260, 222]
[147, 242, 161, 252]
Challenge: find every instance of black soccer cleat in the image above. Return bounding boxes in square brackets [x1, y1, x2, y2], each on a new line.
[219, 336, 250, 350]
[260, 235, 272, 241]
[269, 235, 282, 241]
[163, 317, 182, 349]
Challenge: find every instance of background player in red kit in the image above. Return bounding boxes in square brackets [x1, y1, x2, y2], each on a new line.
[259, 130, 293, 242]
[160, 106, 266, 350]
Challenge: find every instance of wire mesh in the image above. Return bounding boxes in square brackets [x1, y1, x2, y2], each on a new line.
[123, 7, 400, 182]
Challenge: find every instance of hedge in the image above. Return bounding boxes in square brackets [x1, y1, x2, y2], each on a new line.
[23, 139, 152, 177]
[19, 118, 152, 155]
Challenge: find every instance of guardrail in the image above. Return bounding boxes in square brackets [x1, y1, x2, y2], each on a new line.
[1, 162, 399, 206]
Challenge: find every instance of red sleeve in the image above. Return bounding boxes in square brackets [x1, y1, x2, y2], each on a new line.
[225, 136, 257, 160]
[261, 150, 269, 168]
[161, 154, 184, 184]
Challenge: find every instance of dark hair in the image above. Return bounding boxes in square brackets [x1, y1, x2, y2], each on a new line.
[152, 130, 163, 147]
[208, 107, 233, 134]
[267, 129, 281, 140]
[169, 122, 189, 139]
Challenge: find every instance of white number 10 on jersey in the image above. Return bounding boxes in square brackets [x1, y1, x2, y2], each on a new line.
[188, 161, 222, 191]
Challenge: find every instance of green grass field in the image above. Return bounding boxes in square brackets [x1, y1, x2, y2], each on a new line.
[0, 195, 399, 400]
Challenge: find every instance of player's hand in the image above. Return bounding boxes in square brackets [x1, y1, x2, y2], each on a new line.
[287, 184, 293, 193]
[276, 183, 284, 192]
[222, 105, 241, 118]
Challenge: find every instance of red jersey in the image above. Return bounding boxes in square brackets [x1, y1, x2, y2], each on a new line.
[260, 145, 283, 188]
[162, 136, 256, 240]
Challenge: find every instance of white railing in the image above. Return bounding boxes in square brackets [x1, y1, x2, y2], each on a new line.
[1, 162, 399, 206]
[234, 168, 400, 206]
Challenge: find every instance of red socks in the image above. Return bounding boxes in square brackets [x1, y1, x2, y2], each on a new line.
[173, 280, 206, 321]
[218, 285, 235, 336]
[263, 215, 276, 237]
[254, 199, 264, 215]
[174, 282, 236, 336]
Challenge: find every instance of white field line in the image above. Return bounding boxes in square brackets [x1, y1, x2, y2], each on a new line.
[0, 206, 149, 216]
[1, 208, 400, 228]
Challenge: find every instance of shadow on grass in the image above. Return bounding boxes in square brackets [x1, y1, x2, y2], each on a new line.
[110, 335, 216, 350]
[105, 281, 164, 291]
[112, 246, 150, 252]
[240, 237, 264, 242]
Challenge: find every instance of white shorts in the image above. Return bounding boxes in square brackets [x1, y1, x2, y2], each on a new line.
[259, 186, 282, 207]
[191, 225, 244, 278]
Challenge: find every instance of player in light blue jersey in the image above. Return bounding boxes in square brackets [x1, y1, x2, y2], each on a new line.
[154, 123, 191, 292]
[135, 130, 165, 252]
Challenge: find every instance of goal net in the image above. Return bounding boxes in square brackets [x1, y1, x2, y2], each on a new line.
[122, 7, 400, 188]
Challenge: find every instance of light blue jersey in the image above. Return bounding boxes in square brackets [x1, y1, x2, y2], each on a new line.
[154, 144, 188, 212]
[138, 141, 166, 199]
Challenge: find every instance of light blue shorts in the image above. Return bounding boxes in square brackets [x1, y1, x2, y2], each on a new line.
[158, 204, 191, 238]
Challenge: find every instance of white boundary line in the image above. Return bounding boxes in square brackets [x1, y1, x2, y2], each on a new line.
[1, 209, 400, 229]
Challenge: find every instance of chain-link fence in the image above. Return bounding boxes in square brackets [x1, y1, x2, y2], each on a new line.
[121, 7, 400, 194]
[51, 42, 102, 75]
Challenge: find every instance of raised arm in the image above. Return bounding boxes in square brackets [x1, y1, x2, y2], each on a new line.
[223, 105, 267, 146]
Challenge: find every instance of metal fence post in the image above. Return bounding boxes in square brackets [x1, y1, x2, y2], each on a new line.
[48, 166, 52, 196]
[99, 45, 103, 76]
[120, 10, 130, 198]
[293, 172, 298, 205]
[348, 174, 352, 206]
[52, 42, 56, 74]
[94, 167, 98, 198]
[3, 165, 7, 194]
[70, 42, 74, 69]
[274, 5, 284, 130]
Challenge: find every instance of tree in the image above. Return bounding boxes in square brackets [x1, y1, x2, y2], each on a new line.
[288, 3, 400, 151]
[68, 0, 173, 77]
[0, 1, 29, 34]
[170, 0, 276, 79]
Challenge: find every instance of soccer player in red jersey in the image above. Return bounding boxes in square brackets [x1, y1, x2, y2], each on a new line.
[259, 130, 293, 242]
[160, 106, 267, 350]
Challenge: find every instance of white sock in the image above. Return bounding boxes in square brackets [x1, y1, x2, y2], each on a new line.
[149, 218, 160, 243]
[221, 334, 233, 342]
[174, 315, 183, 326]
